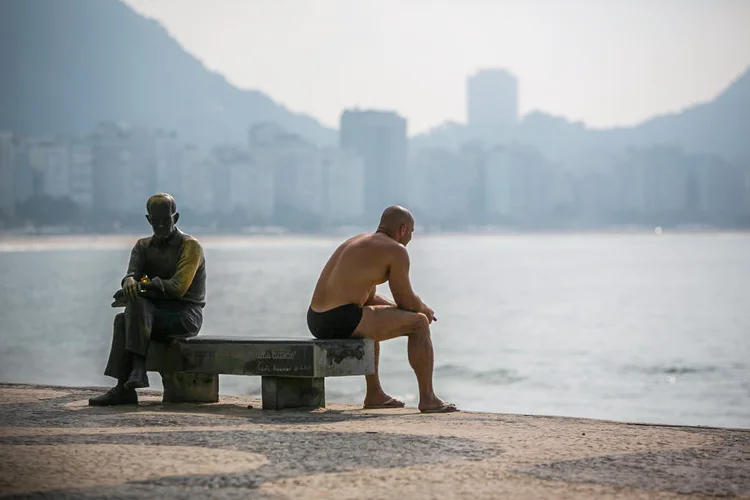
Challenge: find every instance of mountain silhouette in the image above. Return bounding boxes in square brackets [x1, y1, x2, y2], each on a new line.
[0, 0, 336, 146]
[601, 67, 750, 160]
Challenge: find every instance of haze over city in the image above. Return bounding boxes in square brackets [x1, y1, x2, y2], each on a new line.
[125, 0, 750, 134]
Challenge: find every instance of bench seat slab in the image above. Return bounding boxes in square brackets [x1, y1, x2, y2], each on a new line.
[147, 337, 375, 378]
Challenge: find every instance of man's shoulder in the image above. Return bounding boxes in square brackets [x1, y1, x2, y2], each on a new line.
[365, 234, 408, 264]
[370, 232, 406, 251]
[346, 232, 372, 243]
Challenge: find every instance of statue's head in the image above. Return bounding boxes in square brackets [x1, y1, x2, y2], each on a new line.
[145, 193, 179, 239]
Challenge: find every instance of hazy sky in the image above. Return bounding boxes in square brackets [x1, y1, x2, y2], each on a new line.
[125, 0, 750, 135]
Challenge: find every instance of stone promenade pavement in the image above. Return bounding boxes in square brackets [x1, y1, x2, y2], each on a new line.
[0, 384, 747, 499]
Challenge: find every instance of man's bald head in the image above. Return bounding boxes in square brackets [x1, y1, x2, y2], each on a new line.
[377, 205, 415, 245]
[379, 205, 413, 229]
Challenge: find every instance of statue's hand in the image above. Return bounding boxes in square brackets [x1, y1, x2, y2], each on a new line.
[123, 277, 139, 300]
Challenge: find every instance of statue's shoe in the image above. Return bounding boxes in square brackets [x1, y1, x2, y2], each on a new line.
[88, 386, 138, 406]
[124, 366, 149, 390]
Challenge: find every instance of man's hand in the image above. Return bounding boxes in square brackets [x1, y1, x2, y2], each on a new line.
[422, 303, 437, 324]
[122, 276, 139, 300]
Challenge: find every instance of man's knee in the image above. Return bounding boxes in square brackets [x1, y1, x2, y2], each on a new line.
[412, 313, 430, 333]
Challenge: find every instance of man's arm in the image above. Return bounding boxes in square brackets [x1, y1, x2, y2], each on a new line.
[147, 239, 203, 298]
[387, 246, 426, 313]
[364, 286, 397, 307]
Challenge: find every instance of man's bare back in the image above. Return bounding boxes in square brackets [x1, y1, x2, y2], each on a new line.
[306, 206, 456, 413]
[310, 232, 409, 313]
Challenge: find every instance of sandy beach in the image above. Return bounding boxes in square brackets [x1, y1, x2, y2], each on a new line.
[0, 383, 747, 499]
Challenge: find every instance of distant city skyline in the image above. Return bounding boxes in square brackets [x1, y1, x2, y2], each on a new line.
[124, 0, 750, 135]
[3, 116, 748, 232]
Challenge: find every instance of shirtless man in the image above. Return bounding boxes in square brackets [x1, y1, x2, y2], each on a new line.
[307, 205, 457, 413]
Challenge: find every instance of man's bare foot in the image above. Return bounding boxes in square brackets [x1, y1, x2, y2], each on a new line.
[363, 395, 406, 409]
[418, 397, 459, 413]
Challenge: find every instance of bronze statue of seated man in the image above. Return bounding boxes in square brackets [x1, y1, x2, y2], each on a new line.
[89, 193, 207, 406]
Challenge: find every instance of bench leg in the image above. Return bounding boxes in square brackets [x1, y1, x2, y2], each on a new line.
[262, 376, 325, 410]
[161, 372, 219, 403]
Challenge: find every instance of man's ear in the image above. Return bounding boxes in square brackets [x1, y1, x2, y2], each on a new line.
[173, 212, 180, 224]
[145, 214, 151, 224]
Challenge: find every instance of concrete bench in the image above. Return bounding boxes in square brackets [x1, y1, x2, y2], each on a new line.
[145, 337, 375, 410]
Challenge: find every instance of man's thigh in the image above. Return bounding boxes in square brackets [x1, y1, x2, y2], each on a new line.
[352, 305, 426, 342]
[151, 304, 203, 339]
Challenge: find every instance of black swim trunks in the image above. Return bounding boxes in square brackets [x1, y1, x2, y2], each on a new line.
[307, 304, 363, 339]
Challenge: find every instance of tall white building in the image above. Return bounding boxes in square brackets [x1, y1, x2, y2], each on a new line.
[320, 147, 365, 224]
[409, 148, 473, 225]
[340, 110, 408, 217]
[249, 123, 324, 221]
[467, 69, 519, 141]
[0, 131, 14, 221]
[248, 123, 366, 225]
[177, 145, 214, 215]
[92, 123, 157, 215]
[483, 145, 547, 222]
[15, 137, 72, 200]
[211, 145, 275, 221]
[149, 134, 215, 216]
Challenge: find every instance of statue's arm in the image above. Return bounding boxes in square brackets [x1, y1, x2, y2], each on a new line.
[120, 241, 146, 287]
[148, 239, 203, 298]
